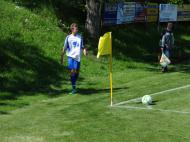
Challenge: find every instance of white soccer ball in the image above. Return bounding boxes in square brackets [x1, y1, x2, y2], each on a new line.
[142, 95, 152, 105]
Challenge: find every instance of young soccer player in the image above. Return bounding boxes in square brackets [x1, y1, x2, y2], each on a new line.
[61, 23, 87, 94]
[160, 22, 174, 72]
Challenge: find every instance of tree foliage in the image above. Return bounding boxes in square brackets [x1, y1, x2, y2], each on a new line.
[168, 0, 184, 4]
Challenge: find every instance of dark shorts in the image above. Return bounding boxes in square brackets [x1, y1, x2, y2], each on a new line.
[68, 57, 80, 70]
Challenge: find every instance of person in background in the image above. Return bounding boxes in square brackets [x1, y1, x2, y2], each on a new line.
[61, 23, 87, 94]
[160, 22, 174, 72]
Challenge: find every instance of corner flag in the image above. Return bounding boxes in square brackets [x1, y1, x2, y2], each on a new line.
[97, 32, 113, 106]
[97, 32, 112, 58]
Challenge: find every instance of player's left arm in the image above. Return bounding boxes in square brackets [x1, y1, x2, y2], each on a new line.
[171, 33, 175, 48]
[81, 36, 87, 56]
[83, 48, 87, 56]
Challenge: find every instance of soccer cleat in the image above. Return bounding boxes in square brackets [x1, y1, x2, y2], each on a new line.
[69, 89, 77, 95]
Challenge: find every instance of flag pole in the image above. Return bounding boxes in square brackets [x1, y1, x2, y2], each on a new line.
[109, 32, 113, 106]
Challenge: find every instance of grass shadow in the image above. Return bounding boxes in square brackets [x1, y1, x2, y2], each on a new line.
[0, 110, 9, 115]
[0, 38, 67, 100]
[78, 86, 129, 95]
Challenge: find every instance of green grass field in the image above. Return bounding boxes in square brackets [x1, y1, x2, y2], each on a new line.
[1, 0, 190, 142]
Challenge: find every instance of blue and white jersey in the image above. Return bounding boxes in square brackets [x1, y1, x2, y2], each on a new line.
[64, 34, 84, 62]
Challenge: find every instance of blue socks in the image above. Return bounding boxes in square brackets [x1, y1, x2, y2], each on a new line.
[71, 73, 79, 90]
[75, 73, 79, 82]
[71, 75, 76, 89]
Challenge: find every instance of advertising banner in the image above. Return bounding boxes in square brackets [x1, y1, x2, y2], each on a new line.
[159, 4, 177, 22]
[146, 3, 159, 22]
[117, 2, 136, 24]
[103, 3, 118, 25]
[177, 4, 190, 21]
[117, 3, 124, 24]
[135, 2, 146, 22]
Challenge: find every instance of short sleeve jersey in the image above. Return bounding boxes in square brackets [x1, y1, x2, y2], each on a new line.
[64, 34, 84, 62]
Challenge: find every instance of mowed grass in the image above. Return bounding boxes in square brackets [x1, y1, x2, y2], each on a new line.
[1, 0, 190, 142]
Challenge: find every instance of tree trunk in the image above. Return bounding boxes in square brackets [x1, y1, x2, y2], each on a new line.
[85, 0, 102, 39]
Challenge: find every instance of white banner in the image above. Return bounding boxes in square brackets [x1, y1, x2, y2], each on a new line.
[123, 2, 136, 23]
[159, 4, 177, 22]
[116, 2, 135, 24]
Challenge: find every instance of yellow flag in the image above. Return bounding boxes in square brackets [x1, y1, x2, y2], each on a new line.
[97, 32, 112, 58]
[97, 32, 113, 106]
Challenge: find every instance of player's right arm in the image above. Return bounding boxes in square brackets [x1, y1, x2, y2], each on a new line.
[61, 48, 66, 65]
[61, 36, 69, 65]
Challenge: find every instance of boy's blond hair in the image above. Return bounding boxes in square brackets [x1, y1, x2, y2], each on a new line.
[70, 23, 78, 31]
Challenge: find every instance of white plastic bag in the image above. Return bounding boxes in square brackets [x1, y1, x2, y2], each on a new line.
[160, 53, 171, 67]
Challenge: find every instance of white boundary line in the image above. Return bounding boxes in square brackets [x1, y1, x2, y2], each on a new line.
[113, 84, 190, 106]
[113, 105, 190, 114]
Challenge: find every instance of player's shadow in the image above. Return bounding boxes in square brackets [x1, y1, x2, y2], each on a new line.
[0, 39, 67, 100]
[78, 86, 129, 95]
